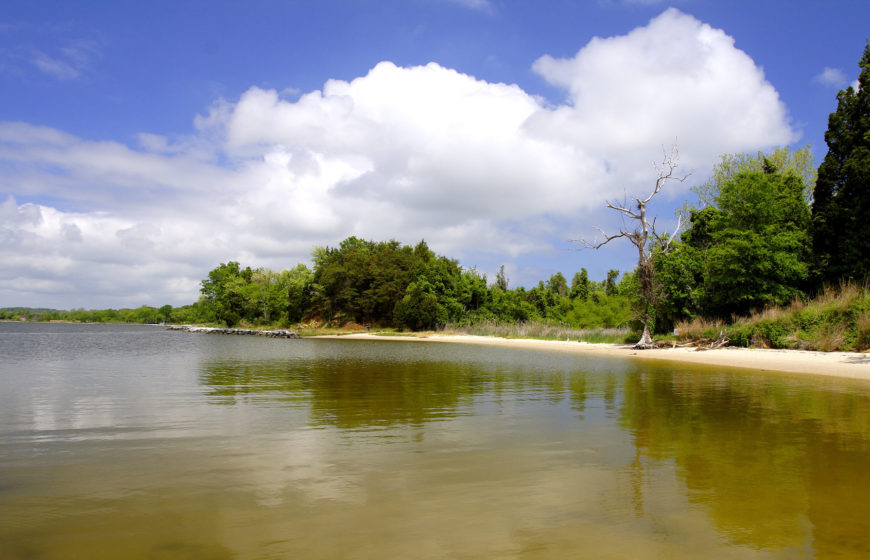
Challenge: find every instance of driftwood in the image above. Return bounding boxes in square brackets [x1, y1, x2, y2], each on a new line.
[694, 330, 730, 351]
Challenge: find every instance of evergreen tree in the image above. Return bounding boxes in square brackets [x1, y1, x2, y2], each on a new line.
[813, 43, 870, 283]
[604, 269, 620, 296]
[547, 272, 569, 297]
[570, 269, 590, 301]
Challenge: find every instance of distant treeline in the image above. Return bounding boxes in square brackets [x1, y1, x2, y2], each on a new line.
[1, 305, 174, 324]
[187, 238, 634, 330]
[1, 239, 635, 330]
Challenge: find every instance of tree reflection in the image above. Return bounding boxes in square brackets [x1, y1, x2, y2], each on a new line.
[198, 345, 870, 557]
[620, 365, 870, 557]
[198, 355, 596, 430]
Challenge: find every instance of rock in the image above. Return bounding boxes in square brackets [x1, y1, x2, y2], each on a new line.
[167, 325, 299, 339]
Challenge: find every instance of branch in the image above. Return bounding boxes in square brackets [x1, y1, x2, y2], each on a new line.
[605, 201, 639, 219]
[651, 212, 684, 253]
[575, 227, 631, 250]
[642, 144, 691, 205]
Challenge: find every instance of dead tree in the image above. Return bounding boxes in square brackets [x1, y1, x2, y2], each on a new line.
[580, 147, 689, 349]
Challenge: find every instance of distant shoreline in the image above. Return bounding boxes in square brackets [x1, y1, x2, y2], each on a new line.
[313, 333, 870, 380]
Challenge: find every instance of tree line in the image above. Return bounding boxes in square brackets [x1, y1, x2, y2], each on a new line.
[188, 237, 635, 330]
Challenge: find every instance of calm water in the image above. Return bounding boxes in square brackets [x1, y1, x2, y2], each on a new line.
[2, 323, 870, 559]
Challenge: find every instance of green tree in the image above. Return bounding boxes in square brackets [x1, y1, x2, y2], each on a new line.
[393, 278, 447, 331]
[693, 145, 816, 208]
[705, 164, 811, 316]
[547, 272, 569, 298]
[570, 269, 590, 301]
[812, 43, 870, 283]
[284, 264, 314, 324]
[158, 304, 173, 323]
[604, 269, 620, 296]
[494, 265, 509, 291]
[200, 261, 255, 327]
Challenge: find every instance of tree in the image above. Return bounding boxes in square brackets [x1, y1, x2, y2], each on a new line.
[547, 272, 569, 298]
[581, 147, 688, 348]
[813, 43, 870, 283]
[200, 261, 255, 327]
[705, 164, 811, 316]
[393, 278, 446, 331]
[655, 160, 812, 323]
[693, 145, 816, 208]
[604, 269, 620, 296]
[495, 265, 509, 291]
[283, 264, 314, 324]
[570, 269, 590, 301]
[158, 304, 173, 323]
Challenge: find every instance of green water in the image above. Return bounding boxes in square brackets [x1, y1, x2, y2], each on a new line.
[1, 323, 869, 558]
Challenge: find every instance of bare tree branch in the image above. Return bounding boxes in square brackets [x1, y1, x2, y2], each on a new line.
[574, 145, 692, 349]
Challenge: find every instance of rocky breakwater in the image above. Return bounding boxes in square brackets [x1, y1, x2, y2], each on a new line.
[167, 325, 300, 338]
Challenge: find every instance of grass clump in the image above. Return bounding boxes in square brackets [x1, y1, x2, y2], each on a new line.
[712, 281, 870, 351]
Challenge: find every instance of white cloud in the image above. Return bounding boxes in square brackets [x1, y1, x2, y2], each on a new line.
[447, 0, 495, 14]
[529, 8, 795, 180]
[29, 40, 99, 81]
[32, 51, 80, 80]
[814, 67, 849, 88]
[0, 9, 797, 308]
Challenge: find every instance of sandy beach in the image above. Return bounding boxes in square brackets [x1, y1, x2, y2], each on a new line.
[314, 333, 870, 380]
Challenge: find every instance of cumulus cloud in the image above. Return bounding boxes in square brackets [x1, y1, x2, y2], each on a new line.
[0, 9, 797, 308]
[529, 8, 794, 181]
[814, 67, 849, 88]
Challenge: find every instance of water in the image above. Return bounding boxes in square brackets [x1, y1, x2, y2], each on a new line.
[1, 323, 870, 559]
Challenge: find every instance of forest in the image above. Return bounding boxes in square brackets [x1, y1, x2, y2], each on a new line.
[3, 45, 869, 350]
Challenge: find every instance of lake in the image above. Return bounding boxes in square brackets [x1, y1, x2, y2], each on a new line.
[1, 322, 870, 559]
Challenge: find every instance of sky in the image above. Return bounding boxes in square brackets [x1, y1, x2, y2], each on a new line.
[1, 0, 868, 310]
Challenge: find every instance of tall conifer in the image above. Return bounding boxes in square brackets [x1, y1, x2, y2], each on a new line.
[812, 43, 870, 283]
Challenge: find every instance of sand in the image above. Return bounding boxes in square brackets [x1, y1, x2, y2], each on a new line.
[313, 333, 870, 380]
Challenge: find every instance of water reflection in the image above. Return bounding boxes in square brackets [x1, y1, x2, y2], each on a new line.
[199, 358, 593, 430]
[620, 366, 870, 557]
[5, 327, 870, 558]
[197, 346, 870, 558]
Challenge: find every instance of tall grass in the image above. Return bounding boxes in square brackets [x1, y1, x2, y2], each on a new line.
[440, 319, 633, 344]
[694, 280, 870, 352]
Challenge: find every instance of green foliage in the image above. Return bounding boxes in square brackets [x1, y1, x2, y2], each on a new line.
[657, 159, 812, 324]
[547, 272, 569, 298]
[719, 282, 870, 351]
[693, 145, 816, 208]
[570, 269, 589, 301]
[604, 269, 619, 296]
[495, 265, 509, 291]
[567, 293, 632, 329]
[393, 278, 447, 331]
[8, 239, 635, 334]
[706, 168, 811, 316]
[812, 43, 870, 284]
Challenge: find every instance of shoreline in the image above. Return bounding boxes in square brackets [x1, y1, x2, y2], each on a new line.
[313, 333, 870, 380]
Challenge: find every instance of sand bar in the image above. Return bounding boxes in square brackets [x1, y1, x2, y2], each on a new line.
[313, 333, 870, 380]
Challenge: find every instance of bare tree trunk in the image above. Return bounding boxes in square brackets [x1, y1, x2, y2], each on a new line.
[635, 323, 656, 349]
[578, 147, 688, 351]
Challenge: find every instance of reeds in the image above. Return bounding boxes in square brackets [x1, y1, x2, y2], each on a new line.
[440, 320, 632, 344]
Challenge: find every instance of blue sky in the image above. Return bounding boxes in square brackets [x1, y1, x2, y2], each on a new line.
[1, 0, 868, 309]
